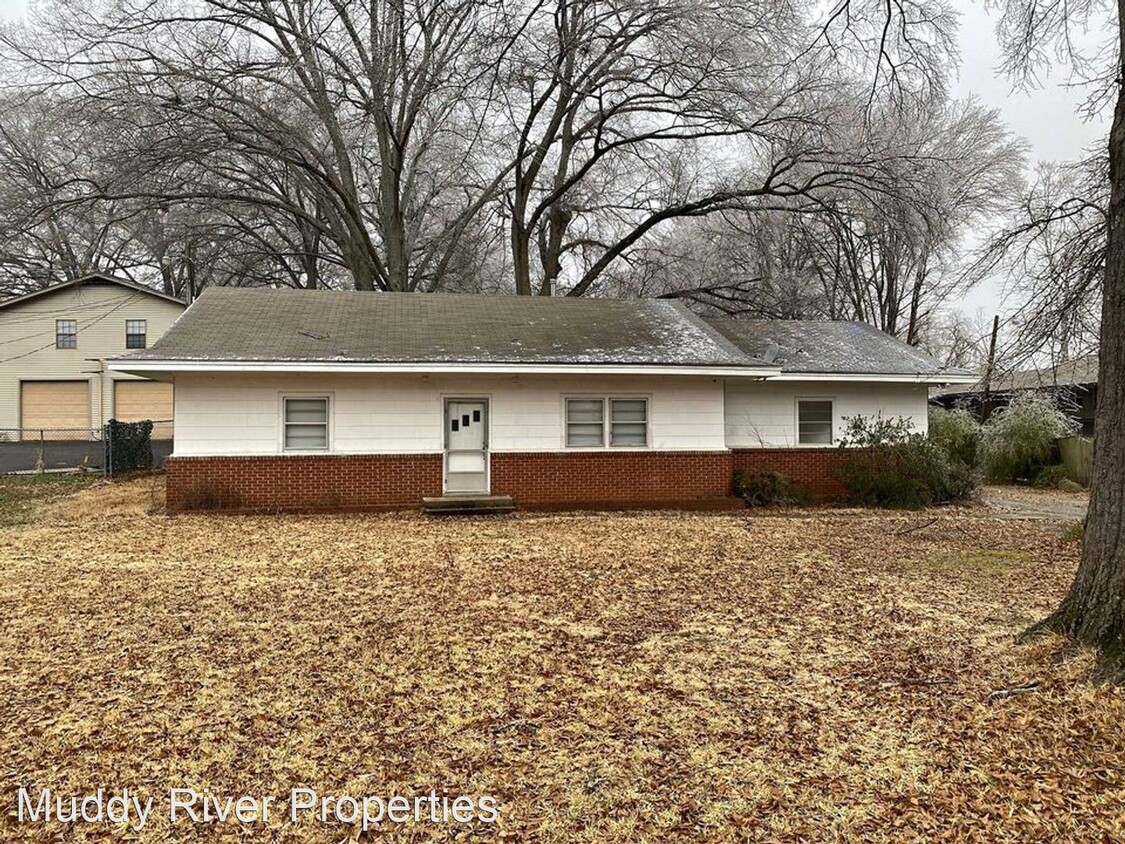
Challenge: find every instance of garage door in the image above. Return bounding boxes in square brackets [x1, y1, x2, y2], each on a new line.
[114, 380, 174, 439]
[20, 381, 91, 441]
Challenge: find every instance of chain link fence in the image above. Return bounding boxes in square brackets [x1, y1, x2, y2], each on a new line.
[0, 422, 173, 474]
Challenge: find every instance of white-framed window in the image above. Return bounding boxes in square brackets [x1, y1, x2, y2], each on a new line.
[125, 319, 147, 349]
[283, 396, 329, 451]
[56, 319, 77, 349]
[797, 399, 833, 445]
[565, 397, 649, 448]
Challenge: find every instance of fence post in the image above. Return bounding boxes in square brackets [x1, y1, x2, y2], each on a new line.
[35, 429, 44, 474]
[103, 423, 112, 478]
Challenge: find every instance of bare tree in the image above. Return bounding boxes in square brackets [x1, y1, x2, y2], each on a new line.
[978, 155, 1106, 363]
[0, 0, 979, 298]
[2, 0, 514, 292]
[493, 0, 971, 297]
[990, 0, 1125, 678]
[608, 97, 1024, 338]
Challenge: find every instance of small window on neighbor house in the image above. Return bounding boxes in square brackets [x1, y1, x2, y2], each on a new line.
[125, 319, 147, 349]
[798, 400, 833, 445]
[55, 319, 76, 349]
[610, 399, 648, 447]
[283, 397, 329, 451]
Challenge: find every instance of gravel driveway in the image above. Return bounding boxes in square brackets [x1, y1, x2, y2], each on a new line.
[982, 485, 1089, 521]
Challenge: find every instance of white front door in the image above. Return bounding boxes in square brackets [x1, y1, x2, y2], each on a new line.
[444, 399, 489, 494]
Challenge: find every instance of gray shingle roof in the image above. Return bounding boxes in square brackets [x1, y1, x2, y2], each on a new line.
[932, 354, 1098, 396]
[706, 318, 968, 377]
[124, 288, 762, 368]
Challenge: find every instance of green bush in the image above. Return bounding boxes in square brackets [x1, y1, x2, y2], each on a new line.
[104, 419, 154, 476]
[1032, 464, 1070, 489]
[928, 406, 981, 467]
[732, 469, 811, 507]
[980, 392, 1075, 483]
[833, 414, 978, 509]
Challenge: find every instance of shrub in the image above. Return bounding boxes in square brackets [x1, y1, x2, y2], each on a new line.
[732, 469, 811, 507]
[980, 392, 1075, 483]
[833, 414, 978, 509]
[1032, 464, 1070, 489]
[177, 480, 242, 511]
[928, 406, 981, 467]
[104, 419, 154, 476]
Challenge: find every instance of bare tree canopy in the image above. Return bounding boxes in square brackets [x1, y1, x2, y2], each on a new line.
[979, 154, 1106, 362]
[0, 0, 1019, 305]
[611, 98, 1026, 348]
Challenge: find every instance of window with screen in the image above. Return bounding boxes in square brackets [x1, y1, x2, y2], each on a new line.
[610, 399, 648, 446]
[566, 397, 648, 448]
[125, 319, 147, 349]
[283, 397, 329, 450]
[55, 320, 77, 349]
[565, 399, 605, 447]
[797, 400, 833, 444]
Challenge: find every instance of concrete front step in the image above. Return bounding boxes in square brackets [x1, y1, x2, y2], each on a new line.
[421, 494, 516, 515]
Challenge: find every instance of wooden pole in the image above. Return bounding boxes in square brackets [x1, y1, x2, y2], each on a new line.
[981, 315, 1000, 423]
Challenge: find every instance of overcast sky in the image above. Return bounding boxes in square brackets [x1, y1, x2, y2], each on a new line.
[0, 0, 1110, 317]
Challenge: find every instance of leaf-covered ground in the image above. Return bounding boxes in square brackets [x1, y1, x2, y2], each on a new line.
[0, 473, 96, 526]
[1, 479, 1122, 842]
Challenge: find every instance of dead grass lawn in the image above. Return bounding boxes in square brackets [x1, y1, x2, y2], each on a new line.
[1, 478, 1123, 842]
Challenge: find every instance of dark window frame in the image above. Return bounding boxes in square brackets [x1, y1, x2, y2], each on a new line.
[125, 319, 147, 349]
[55, 319, 77, 349]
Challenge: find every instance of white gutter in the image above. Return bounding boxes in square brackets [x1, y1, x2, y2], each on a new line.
[106, 359, 782, 378]
[770, 371, 980, 385]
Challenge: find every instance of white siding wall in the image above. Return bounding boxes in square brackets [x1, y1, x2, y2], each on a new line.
[0, 282, 184, 435]
[723, 380, 930, 448]
[171, 372, 728, 456]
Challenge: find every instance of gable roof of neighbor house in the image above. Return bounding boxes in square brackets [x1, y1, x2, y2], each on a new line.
[932, 354, 1099, 398]
[114, 288, 767, 373]
[705, 318, 972, 380]
[0, 272, 185, 311]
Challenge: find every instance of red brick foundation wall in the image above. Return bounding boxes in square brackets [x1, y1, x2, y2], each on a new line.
[165, 454, 443, 511]
[731, 448, 847, 500]
[490, 451, 734, 506]
[165, 448, 847, 511]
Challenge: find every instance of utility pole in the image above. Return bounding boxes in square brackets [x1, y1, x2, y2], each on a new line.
[981, 314, 1000, 423]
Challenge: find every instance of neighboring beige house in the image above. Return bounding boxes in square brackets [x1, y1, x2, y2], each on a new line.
[0, 273, 185, 441]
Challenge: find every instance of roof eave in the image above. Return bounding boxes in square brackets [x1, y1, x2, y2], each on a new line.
[106, 359, 782, 378]
[0, 273, 186, 310]
[771, 371, 980, 384]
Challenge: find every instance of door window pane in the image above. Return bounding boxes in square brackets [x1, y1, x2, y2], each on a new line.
[798, 400, 833, 444]
[284, 398, 328, 450]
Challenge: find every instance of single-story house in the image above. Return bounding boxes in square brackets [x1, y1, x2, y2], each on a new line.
[108, 289, 974, 511]
[0, 274, 185, 445]
[931, 355, 1099, 436]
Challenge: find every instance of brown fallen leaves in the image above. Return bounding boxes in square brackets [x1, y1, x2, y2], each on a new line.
[0, 479, 1123, 842]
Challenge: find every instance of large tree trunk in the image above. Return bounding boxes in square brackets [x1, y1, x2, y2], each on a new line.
[1031, 13, 1125, 676]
